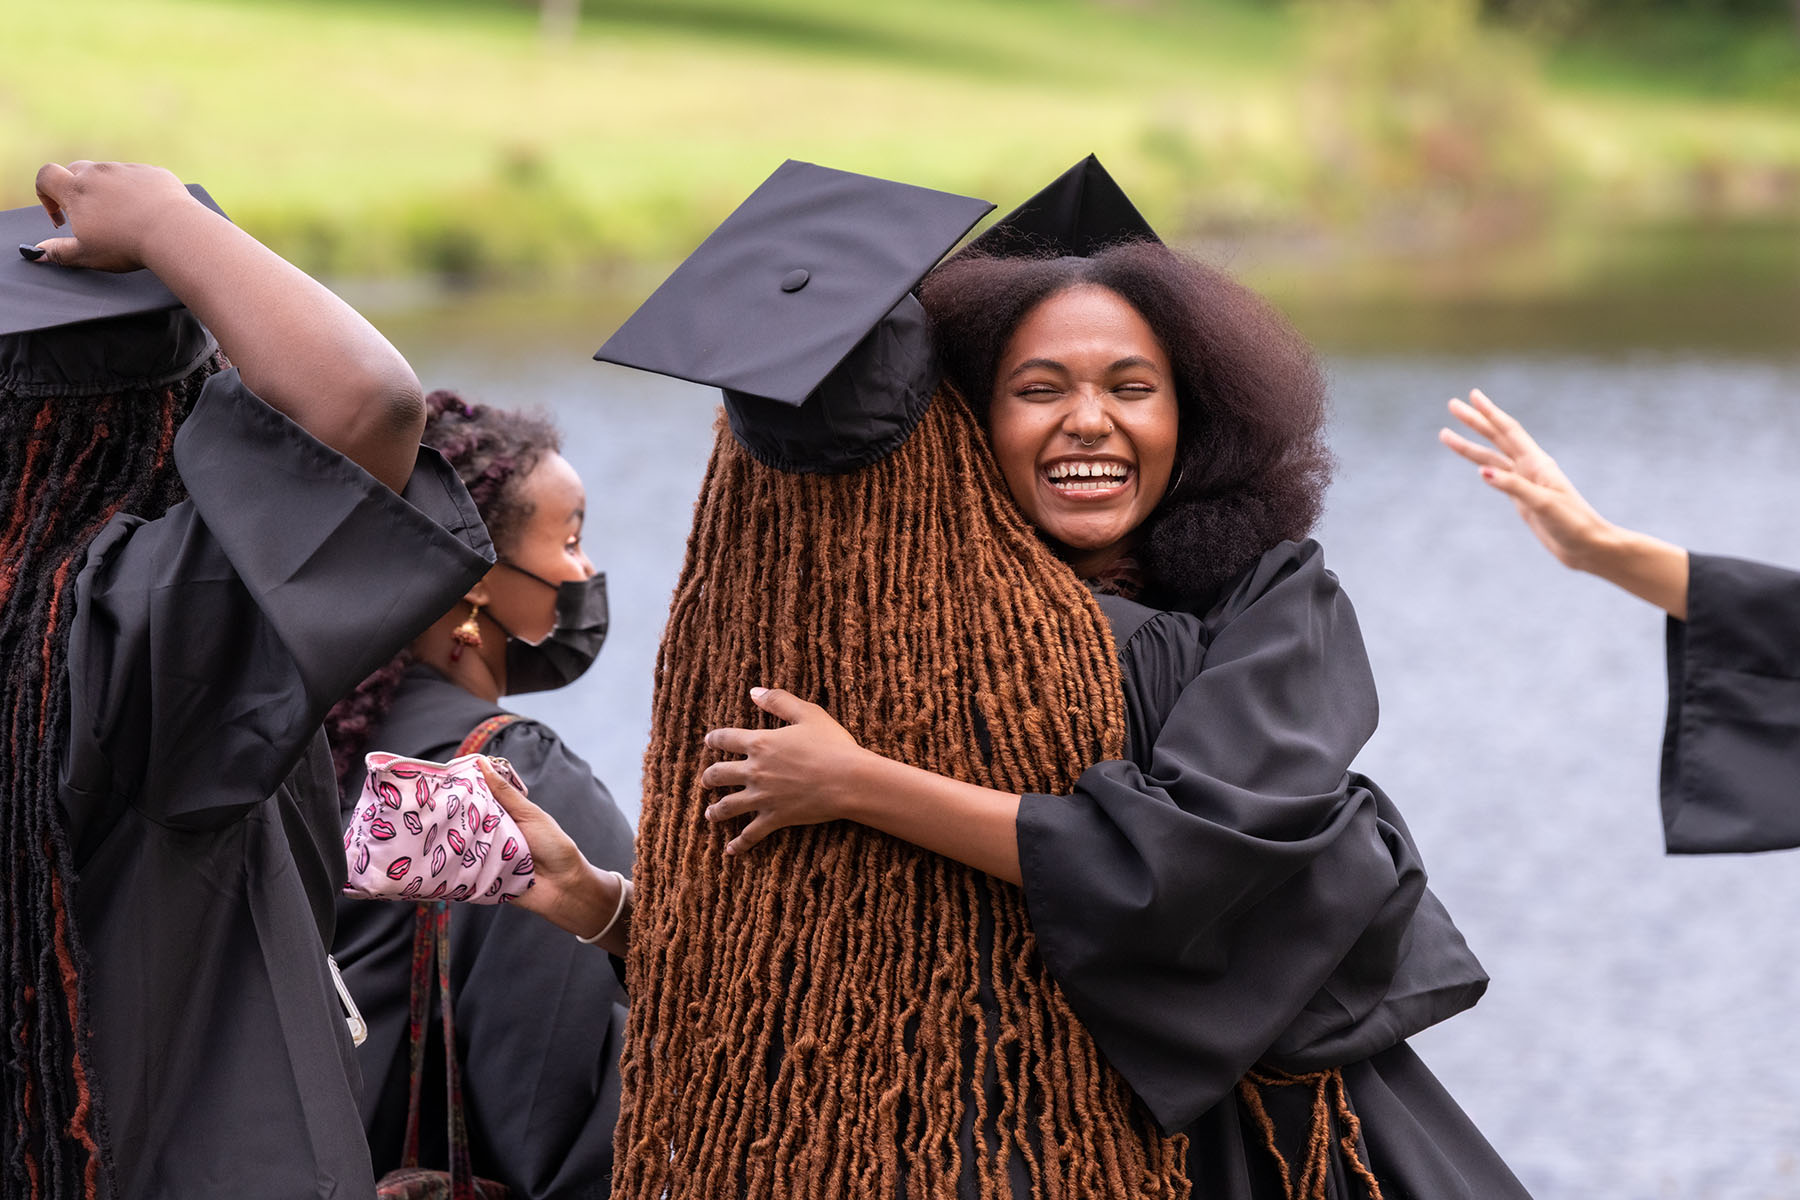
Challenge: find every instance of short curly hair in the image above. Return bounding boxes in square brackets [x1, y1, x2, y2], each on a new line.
[421, 388, 561, 552]
[919, 241, 1333, 610]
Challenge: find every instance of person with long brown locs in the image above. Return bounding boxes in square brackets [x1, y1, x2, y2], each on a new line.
[502, 159, 1531, 1199]
[509, 384, 1186, 1197]
[0, 162, 491, 1199]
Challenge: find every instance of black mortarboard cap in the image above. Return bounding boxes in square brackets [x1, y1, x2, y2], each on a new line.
[964, 154, 1159, 260]
[595, 160, 993, 473]
[0, 185, 225, 398]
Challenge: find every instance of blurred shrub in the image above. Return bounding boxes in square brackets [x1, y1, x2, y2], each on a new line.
[1300, 0, 1556, 238]
[396, 146, 596, 281]
[1480, 0, 1800, 104]
[244, 146, 611, 282]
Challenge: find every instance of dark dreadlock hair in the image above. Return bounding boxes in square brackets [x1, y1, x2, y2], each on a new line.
[618, 392, 1190, 1199]
[324, 389, 559, 790]
[1, 338, 225, 1199]
[920, 241, 1334, 612]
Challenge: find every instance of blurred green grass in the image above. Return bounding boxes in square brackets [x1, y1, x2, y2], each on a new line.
[9, 0, 1799, 280]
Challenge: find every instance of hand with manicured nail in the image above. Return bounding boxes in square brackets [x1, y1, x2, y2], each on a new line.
[1438, 388, 1617, 571]
[1439, 387, 1690, 617]
[27, 161, 202, 272]
[22, 156, 425, 493]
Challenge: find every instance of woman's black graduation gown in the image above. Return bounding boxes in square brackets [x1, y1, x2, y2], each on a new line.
[334, 664, 635, 1200]
[56, 371, 494, 1199]
[1018, 538, 1532, 1199]
[1661, 552, 1800, 852]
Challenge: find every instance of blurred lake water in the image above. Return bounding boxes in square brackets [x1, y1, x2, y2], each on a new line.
[369, 231, 1800, 1199]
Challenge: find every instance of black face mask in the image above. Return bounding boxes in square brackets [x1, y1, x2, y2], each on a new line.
[493, 565, 610, 695]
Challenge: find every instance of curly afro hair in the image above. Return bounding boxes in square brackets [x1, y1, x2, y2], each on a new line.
[920, 241, 1332, 611]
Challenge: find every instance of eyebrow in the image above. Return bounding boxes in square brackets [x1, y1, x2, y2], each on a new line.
[1004, 355, 1163, 381]
[1005, 357, 1067, 381]
[1108, 356, 1162, 375]
[568, 507, 586, 524]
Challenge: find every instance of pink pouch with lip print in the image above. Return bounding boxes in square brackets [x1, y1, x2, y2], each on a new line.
[343, 751, 536, 904]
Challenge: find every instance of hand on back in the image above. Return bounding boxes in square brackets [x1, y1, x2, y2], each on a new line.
[701, 687, 870, 857]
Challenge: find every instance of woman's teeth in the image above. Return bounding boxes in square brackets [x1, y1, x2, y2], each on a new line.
[1046, 461, 1130, 491]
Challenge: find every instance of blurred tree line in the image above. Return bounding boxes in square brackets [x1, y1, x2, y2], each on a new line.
[1219, 0, 1800, 39]
[530, 0, 1800, 36]
[1483, 0, 1794, 20]
[1483, 0, 1800, 36]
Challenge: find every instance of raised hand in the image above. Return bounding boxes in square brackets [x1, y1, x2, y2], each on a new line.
[1439, 388, 1689, 618]
[1439, 388, 1616, 571]
[23, 157, 424, 491]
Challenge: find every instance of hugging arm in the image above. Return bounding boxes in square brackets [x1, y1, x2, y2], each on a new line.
[699, 688, 1027, 884]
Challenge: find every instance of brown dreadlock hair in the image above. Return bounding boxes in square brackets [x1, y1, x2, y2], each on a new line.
[0, 333, 224, 1200]
[617, 388, 1191, 1199]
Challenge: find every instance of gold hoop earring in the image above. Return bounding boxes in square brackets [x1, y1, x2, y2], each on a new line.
[450, 603, 483, 661]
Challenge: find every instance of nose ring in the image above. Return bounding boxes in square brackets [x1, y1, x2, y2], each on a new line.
[1077, 420, 1115, 448]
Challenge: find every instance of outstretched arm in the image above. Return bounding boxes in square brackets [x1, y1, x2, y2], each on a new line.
[1440, 387, 1689, 618]
[701, 687, 1026, 885]
[28, 160, 423, 492]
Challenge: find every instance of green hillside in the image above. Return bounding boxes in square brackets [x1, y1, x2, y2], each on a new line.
[13, 0, 1799, 278]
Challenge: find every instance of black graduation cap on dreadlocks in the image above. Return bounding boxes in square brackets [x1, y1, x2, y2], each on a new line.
[594, 160, 993, 474]
[1, 185, 225, 398]
[962, 154, 1160, 260]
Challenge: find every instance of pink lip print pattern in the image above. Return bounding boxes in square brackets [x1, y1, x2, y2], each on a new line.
[342, 751, 535, 905]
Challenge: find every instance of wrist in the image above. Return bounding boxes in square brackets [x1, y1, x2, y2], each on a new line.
[553, 860, 622, 939]
[835, 746, 891, 825]
[574, 868, 632, 946]
[1575, 525, 1690, 617]
[133, 194, 232, 278]
[1566, 519, 1627, 576]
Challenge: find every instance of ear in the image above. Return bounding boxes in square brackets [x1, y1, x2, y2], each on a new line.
[464, 566, 500, 608]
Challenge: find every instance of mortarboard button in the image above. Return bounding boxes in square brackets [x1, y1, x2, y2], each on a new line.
[780, 269, 810, 293]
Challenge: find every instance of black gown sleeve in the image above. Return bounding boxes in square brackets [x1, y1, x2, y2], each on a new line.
[60, 367, 494, 848]
[1661, 551, 1800, 852]
[1018, 540, 1483, 1134]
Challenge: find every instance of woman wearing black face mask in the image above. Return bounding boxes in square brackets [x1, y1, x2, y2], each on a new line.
[326, 390, 633, 1200]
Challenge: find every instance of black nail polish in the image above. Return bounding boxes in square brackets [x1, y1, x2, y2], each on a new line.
[17, 244, 46, 261]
